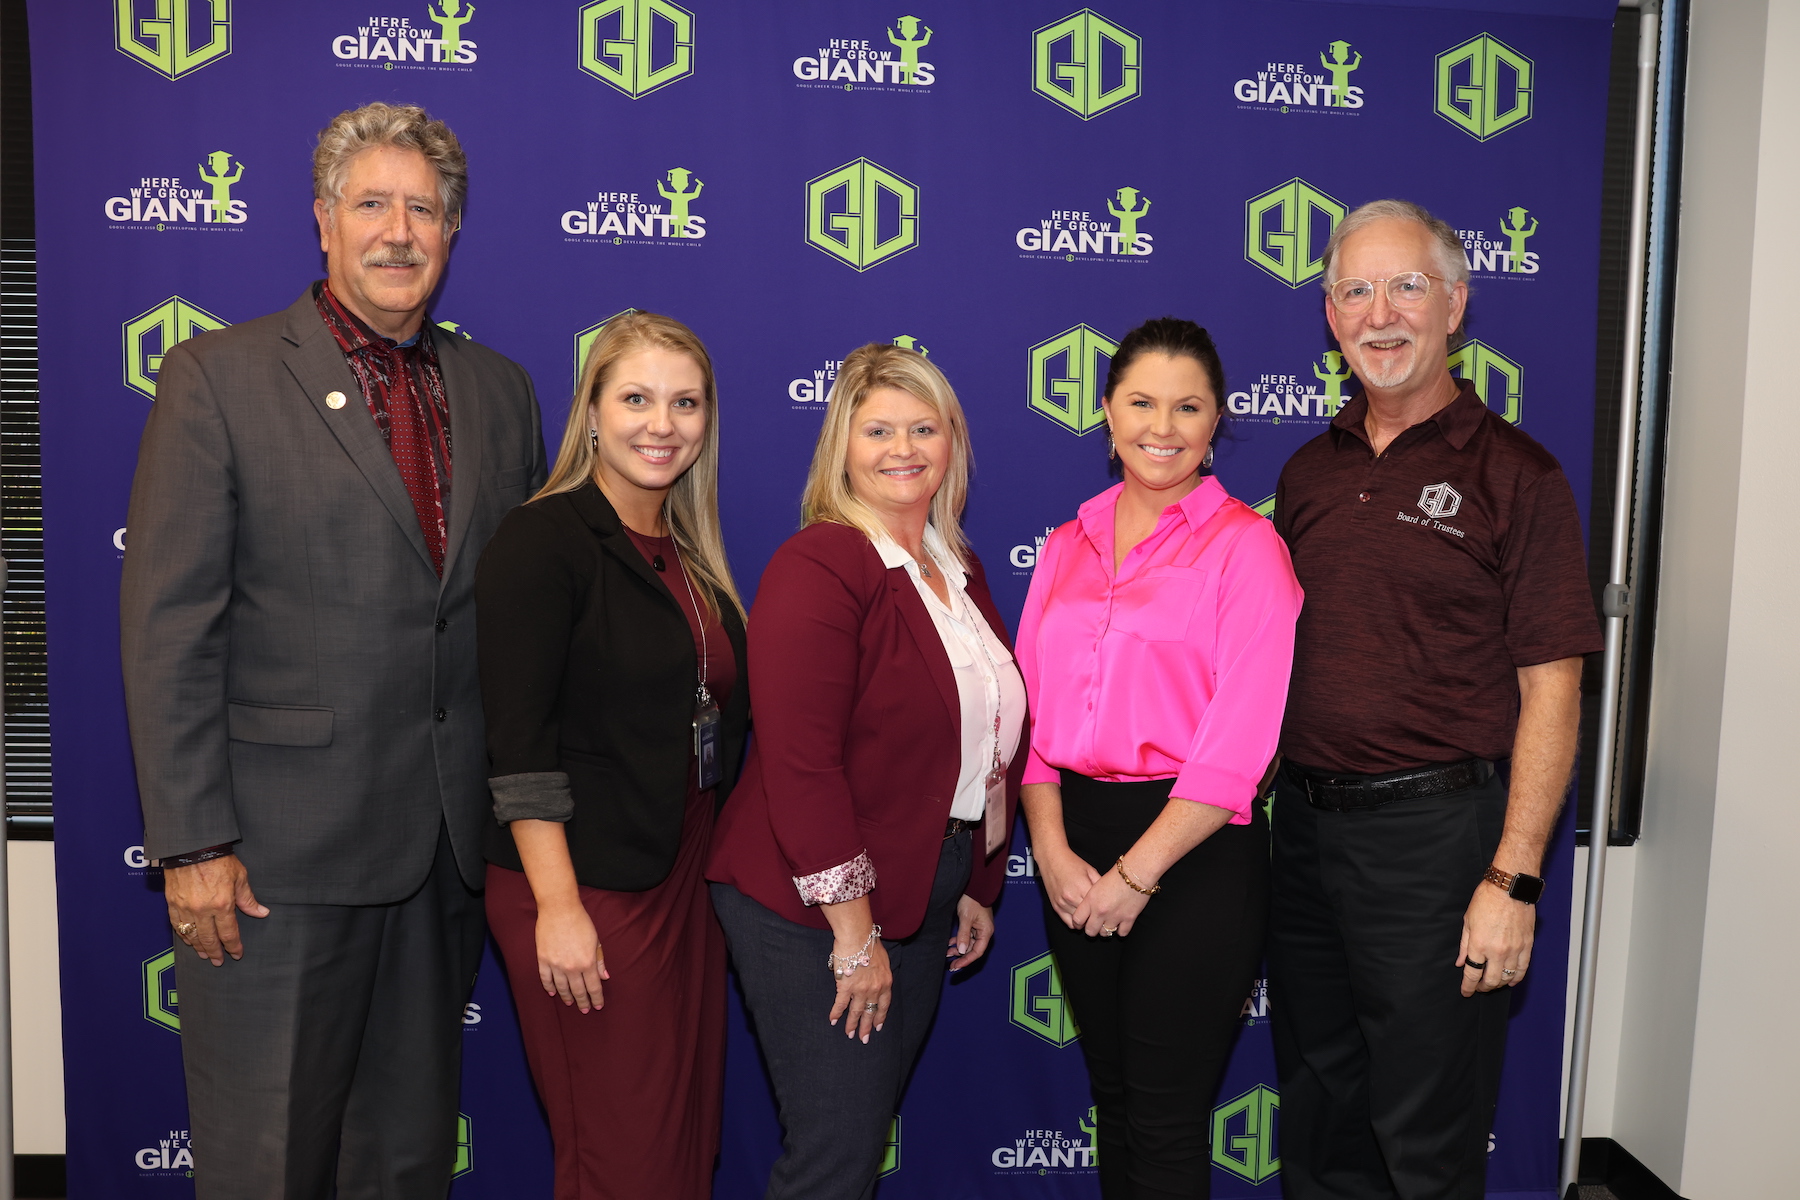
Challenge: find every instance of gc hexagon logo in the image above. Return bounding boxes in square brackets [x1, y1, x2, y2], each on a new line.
[1245, 179, 1346, 289]
[1212, 1084, 1281, 1184]
[805, 158, 920, 271]
[1032, 9, 1141, 120]
[578, 0, 695, 98]
[1447, 338, 1523, 424]
[1028, 324, 1115, 436]
[123, 296, 230, 400]
[1435, 34, 1533, 141]
[1010, 951, 1080, 1047]
[573, 308, 642, 389]
[880, 1115, 901, 1178]
[453, 1113, 474, 1178]
[142, 947, 180, 1033]
[116, 0, 231, 80]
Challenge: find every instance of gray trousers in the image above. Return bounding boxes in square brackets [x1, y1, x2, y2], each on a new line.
[712, 830, 972, 1200]
[174, 824, 485, 1200]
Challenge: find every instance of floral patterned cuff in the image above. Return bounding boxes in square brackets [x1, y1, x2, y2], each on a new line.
[793, 852, 876, 906]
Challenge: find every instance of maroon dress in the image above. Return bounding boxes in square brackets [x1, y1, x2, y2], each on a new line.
[486, 529, 734, 1200]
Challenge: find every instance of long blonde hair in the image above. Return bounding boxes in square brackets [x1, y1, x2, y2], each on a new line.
[535, 312, 744, 621]
[799, 343, 972, 571]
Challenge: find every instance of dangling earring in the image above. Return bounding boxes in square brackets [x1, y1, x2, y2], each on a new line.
[1107, 432, 1117, 461]
[589, 428, 599, 451]
[1202, 443, 1215, 469]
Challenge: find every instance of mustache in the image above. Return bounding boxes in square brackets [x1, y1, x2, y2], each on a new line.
[1357, 331, 1414, 348]
[361, 243, 428, 268]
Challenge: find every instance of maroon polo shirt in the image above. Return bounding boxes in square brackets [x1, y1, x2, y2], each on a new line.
[1274, 380, 1601, 774]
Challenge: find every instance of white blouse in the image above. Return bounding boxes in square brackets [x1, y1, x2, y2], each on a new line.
[873, 526, 1027, 822]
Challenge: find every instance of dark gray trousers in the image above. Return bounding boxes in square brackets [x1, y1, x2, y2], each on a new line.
[174, 824, 485, 1200]
[712, 830, 972, 1200]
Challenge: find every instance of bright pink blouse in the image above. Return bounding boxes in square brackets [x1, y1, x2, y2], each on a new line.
[1015, 476, 1304, 822]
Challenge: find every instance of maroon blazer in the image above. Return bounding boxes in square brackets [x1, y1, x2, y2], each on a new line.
[706, 521, 1026, 939]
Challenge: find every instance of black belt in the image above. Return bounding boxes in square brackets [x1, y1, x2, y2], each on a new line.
[1284, 758, 1494, 812]
[944, 816, 977, 839]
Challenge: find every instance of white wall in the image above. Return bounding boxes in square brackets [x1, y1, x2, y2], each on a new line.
[11, 839, 63, 1155]
[1569, 1, 1800, 1195]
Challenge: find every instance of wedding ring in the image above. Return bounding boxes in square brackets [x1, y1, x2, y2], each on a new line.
[1101, 927, 1117, 937]
[1501, 968, 1517, 977]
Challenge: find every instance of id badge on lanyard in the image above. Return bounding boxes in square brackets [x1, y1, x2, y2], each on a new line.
[694, 698, 722, 791]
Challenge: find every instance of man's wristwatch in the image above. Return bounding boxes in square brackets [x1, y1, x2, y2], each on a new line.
[1483, 865, 1544, 905]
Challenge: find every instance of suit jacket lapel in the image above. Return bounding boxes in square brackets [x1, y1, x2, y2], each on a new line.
[888, 566, 962, 740]
[280, 293, 436, 576]
[435, 326, 483, 588]
[567, 482, 684, 613]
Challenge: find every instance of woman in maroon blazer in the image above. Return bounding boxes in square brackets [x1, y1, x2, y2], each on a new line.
[708, 342, 1027, 1200]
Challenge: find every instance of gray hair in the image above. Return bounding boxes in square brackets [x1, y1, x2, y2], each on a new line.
[313, 102, 467, 226]
[1320, 199, 1469, 289]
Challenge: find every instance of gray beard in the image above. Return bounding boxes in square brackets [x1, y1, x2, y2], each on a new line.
[1353, 342, 1417, 389]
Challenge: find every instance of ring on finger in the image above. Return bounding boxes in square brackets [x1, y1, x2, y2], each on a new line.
[175, 921, 198, 940]
[1501, 968, 1517, 977]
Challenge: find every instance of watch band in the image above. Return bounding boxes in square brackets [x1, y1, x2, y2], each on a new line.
[1483, 865, 1544, 905]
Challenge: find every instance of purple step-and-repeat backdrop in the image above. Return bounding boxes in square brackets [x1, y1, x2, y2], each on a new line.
[32, 1, 1613, 1195]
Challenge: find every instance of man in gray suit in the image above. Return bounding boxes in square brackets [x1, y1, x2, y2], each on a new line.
[120, 102, 545, 1198]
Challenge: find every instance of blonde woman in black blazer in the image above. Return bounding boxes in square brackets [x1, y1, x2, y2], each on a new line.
[475, 312, 747, 1200]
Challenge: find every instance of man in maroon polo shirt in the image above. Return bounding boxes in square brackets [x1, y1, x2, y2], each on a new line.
[1268, 199, 1601, 1200]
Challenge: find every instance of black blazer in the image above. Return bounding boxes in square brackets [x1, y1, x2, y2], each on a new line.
[475, 481, 750, 890]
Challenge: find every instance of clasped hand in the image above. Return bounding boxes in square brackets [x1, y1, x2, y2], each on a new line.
[1040, 847, 1150, 938]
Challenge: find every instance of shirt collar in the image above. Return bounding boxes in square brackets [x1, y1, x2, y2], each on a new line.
[1330, 378, 1486, 451]
[871, 522, 966, 588]
[316, 280, 429, 354]
[1075, 474, 1229, 556]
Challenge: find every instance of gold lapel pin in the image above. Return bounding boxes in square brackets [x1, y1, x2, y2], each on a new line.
[325, 391, 347, 409]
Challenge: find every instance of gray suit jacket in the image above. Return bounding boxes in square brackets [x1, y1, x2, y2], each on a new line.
[120, 287, 547, 904]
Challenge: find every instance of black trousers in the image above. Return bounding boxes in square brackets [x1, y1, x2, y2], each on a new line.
[712, 830, 972, 1200]
[1267, 768, 1513, 1200]
[174, 823, 485, 1200]
[1043, 772, 1269, 1200]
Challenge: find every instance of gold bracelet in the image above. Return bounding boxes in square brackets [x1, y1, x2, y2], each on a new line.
[1115, 857, 1161, 896]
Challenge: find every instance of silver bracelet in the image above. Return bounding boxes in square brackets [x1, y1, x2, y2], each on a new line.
[827, 924, 882, 979]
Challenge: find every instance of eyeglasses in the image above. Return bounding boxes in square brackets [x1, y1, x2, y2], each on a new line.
[1326, 272, 1445, 313]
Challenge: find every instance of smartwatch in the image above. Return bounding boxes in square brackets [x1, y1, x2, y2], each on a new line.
[1483, 865, 1544, 905]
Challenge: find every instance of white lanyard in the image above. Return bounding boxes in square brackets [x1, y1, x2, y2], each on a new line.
[955, 587, 1007, 789]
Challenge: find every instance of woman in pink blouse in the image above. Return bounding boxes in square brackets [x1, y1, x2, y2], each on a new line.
[1016, 318, 1303, 1200]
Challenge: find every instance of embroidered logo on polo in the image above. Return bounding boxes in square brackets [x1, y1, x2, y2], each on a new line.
[791, 13, 938, 91]
[1417, 482, 1463, 519]
[1010, 951, 1080, 1046]
[132, 1127, 194, 1175]
[1213, 1085, 1282, 1184]
[1232, 40, 1366, 114]
[579, 0, 696, 98]
[1016, 187, 1154, 262]
[1033, 10, 1141, 120]
[331, 3, 480, 69]
[124, 296, 231, 400]
[116, 0, 230, 80]
[104, 152, 249, 232]
[1435, 33, 1532, 141]
[559, 168, 709, 245]
[1459, 207, 1542, 278]
[990, 1107, 1099, 1172]
[1245, 178, 1347, 288]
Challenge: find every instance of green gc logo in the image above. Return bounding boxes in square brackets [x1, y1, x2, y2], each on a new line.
[124, 296, 230, 400]
[142, 947, 180, 1033]
[1032, 9, 1141, 120]
[453, 1113, 474, 1178]
[880, 1115, 901, 1178]
[578, 0, 695, 98]
[116, 0, 231, 80]
[805, 158, 920, 271]
[1212, 1085, 1281, 1184]
[1435, 33, 1533, 141]
[574, 308, 641, 388]
[1447, 339, 1523, 424]
[1245, 178, 1347, 288]
[1010, 951, 1081, 1046]
[1029, 325, 1115, 436]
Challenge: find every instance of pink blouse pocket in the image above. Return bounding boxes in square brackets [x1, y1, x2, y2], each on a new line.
[1109, 565, 1207, 642]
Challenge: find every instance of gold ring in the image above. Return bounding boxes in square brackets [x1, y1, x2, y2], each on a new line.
[175, 922, 198, 940]
[1101, 927, 1117, 936]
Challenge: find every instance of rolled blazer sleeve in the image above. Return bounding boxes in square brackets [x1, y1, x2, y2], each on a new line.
[475, 504, 579, 823]
[120, 340, 243, 860]
[747, 535, 874, 888]
[1170, 519, 1303, 817]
